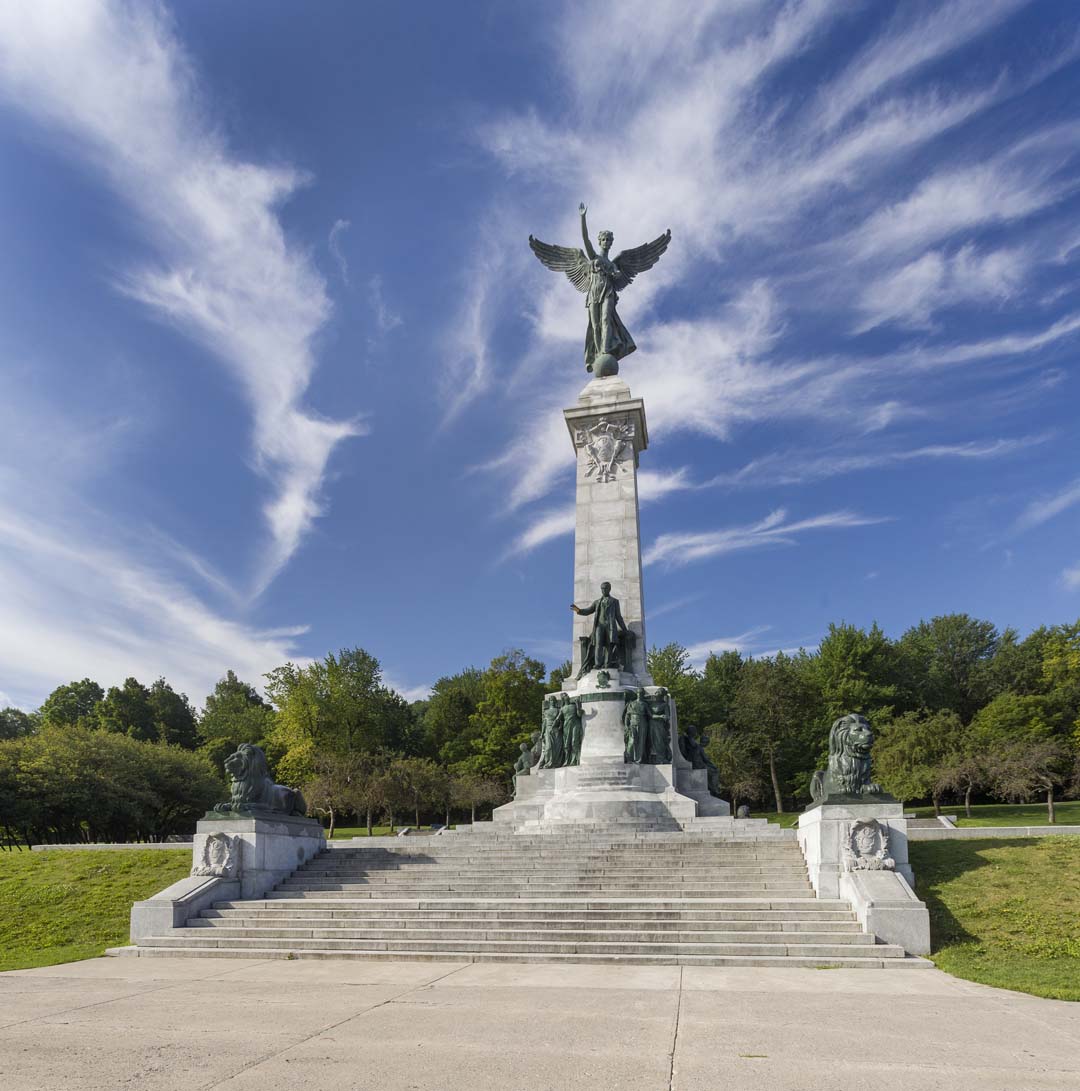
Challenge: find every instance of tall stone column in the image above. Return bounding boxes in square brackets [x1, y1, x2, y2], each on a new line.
[564, 376, 650, 683]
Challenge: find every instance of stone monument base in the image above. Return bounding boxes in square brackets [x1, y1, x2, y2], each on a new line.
[798, 801, 929, 955]
[130, 813, 324, 944]
[497, 759, 698, 828]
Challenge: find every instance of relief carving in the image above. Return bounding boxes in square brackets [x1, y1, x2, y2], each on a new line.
[574, 416, 635, 483]
[842, 819, 895, 872]
[192, 832, 240, 879]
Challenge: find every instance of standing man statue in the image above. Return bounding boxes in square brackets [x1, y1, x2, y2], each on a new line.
[623, 688, 651, 764]
[537, 694, 565, 769]
[645, 687, 673, 763]
[560, 695, 584, 766]
[529, 204, 672, 376]
[571, 581, 629, 678]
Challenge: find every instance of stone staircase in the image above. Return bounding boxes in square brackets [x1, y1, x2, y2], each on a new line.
[126, 821, 926, 966]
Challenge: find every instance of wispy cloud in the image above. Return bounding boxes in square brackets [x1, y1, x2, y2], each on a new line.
[0, 506, 306, 710]
[0, 1, 361, 594]
[329, 219, 351, 284]
[644, 509, 890, 567]
[1013, 477, 1080, 534]
[1063, 563, 1080, 592]
[708, 434, 1052, 490]
[855, 244, 1028, 332]
[505, 505, 575, 559]
[368, 275, 403, 333]
[683, 626, 773, 667]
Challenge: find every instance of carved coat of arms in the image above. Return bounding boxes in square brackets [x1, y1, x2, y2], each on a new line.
[842, 819, 895, 872]
[192, 832, 240, 879]
[575, 417, 634, 483]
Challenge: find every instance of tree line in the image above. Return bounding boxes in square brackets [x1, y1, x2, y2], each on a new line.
[2, 613, 1078, 844]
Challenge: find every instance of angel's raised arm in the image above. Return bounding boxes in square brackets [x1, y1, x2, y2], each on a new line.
[579, 203, 597, 261]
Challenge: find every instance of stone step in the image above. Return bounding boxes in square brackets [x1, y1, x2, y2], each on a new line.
[264, 889, 818, 900]
[319, 849, 805, 859]
[200, 916, 864, 933]
[208, 905, 857, 923]
[147, 934, 906, 959]
[268, 885, 811, 894]
[184, 924, 874, 945]
[113, 945, 929, 969]
[300, 862, 807, 873]
[283, 875, 811, 887]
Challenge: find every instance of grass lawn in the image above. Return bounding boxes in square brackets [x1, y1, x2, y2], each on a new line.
[905, 800, 1080, 827]
[911, 837, 1080, 1001]
[329, 824, 461, 838]
[0, 849, 190, 971]
[752, 800, 1080, 828]
[329, 825, 395, 839]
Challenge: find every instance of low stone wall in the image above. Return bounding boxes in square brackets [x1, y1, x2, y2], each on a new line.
[908, 824, 1080, 840]
[31, 841, 193, 851]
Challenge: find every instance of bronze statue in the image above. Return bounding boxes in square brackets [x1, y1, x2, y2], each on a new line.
[537, 694, 565, 769]
[645, 688, 672, 763]
[571, 581, 630, 678]
[623, 688, 650, 764]
[530, 204, 671, 376]
[560, 695, 584, 766]
[809, 714, 890, 803]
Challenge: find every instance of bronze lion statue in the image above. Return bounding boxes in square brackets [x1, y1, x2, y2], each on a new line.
[215, 743, 307, 817]
[809, 713, 884, 804]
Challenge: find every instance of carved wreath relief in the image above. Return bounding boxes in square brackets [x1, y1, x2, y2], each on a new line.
[842, 819, 895, 872]
[575, 417, 635, 483]
[192, 832, 240, 879]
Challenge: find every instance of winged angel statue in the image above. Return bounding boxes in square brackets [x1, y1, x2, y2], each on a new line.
[529, 204, 671, 376]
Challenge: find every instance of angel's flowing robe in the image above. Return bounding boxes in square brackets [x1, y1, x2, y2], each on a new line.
[584, 259, 636, 370]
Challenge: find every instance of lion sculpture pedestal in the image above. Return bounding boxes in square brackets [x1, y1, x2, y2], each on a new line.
[797, 715, 929, 955]
[129, 745, 324, 946]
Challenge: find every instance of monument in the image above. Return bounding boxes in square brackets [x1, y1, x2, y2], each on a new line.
[491, 205, 727, 828]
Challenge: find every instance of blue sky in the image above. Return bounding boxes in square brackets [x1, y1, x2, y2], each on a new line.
[1, 0, 1079, 710]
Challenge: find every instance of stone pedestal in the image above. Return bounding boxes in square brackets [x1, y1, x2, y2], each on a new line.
[194, 814, 325, 899]
[798, 801, 929, 955]
[130, 813, 324, 943]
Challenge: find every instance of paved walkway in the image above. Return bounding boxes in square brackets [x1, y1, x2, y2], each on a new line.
[1, 957, 1077, 1090]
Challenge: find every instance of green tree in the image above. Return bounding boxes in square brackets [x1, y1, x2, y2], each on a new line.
[199, 670, 275, 746]
[266, 648, 418, 781]
[38, 678, 104, 727]
[419, 668, 484, 766]
[0, 726, 222, 845]
[547, 659, 573, 692]
[704, 726, 764, 815]
[732, 653, 812, 814]
[813, 622, 897, 722]
[985, 626, 1051, 698]
[696, 650, 744, 729]
[457, 651, 547, 778]
[147, 678, 199, 749]
[872, 710, 963, 812]
[988, 738, 1076, 824]
[0, 708, 37, 740]
[896, 615, 999, 721]
[96, 677, 154, 740]
[647, 642, 703, 725]
[450, 772, 507, 823]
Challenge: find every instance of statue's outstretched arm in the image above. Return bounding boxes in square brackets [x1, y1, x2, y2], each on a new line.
[579, 203, 597, 261]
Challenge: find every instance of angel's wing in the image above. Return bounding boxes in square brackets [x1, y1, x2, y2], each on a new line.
[529, 237, 590, 293]
[612, 229, 672, 292]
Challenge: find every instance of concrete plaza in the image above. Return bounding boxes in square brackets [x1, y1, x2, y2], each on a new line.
[1, 957, 1077, 1090]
